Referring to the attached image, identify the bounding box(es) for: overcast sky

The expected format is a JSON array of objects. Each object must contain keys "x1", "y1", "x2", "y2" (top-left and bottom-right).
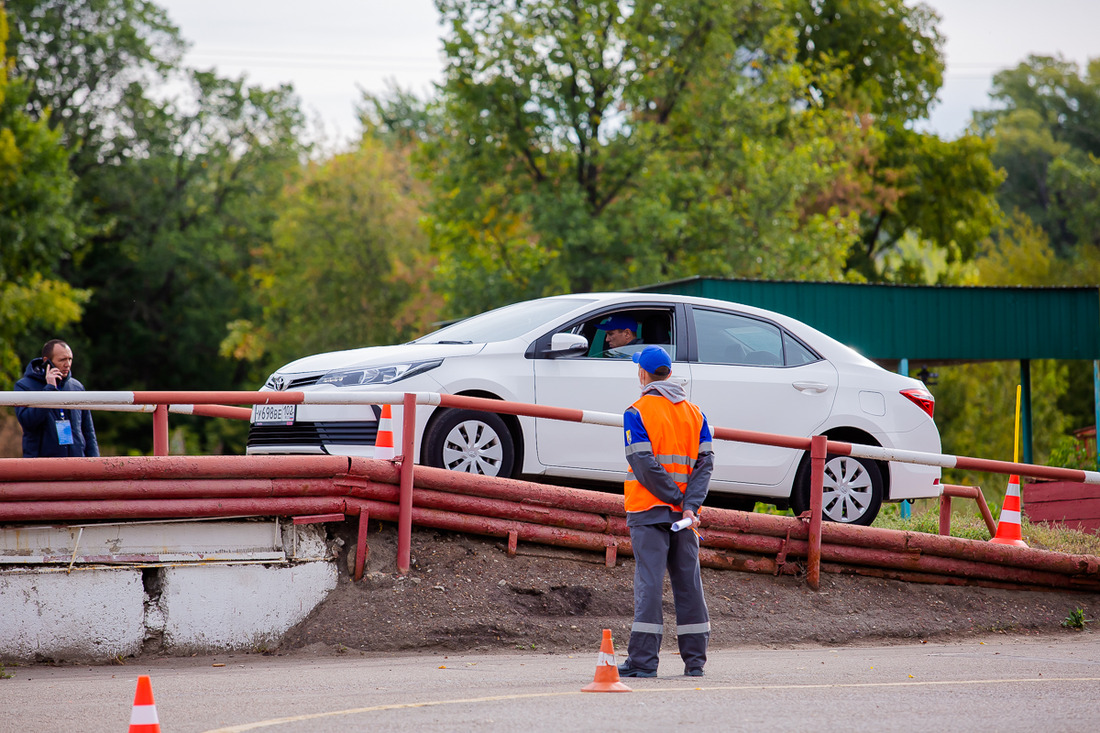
[{"x1": 158, "y1": 0, "x2": 1100, "y2": 145}]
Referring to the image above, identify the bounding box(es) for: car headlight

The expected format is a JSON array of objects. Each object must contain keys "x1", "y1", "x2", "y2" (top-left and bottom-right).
[{"x1": 316, "y1": 359, "x2": 444, "y2": 387}]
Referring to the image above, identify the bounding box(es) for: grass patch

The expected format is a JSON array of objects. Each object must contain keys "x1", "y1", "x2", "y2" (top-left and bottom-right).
[{"x1": 873, "y1": 504, "x2": 1100, "y2": 556}]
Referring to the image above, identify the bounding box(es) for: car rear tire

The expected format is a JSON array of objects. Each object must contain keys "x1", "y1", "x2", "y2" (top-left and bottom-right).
[
  {"x1": 424, "y1": 409, "x2": 515, "y2": 477},
  {"x1": 791, "y1": 453, "x2": 883, "y2": 526}
]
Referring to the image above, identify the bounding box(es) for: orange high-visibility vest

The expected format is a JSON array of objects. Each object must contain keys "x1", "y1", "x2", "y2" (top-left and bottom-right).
[{"x1": 624, "y1": 393, "x2": 705, "y2": 514}]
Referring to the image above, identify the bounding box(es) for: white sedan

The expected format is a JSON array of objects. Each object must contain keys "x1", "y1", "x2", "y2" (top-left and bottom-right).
[{"x1": 247, "y1": 293, "x2": 941, "y2": 525}]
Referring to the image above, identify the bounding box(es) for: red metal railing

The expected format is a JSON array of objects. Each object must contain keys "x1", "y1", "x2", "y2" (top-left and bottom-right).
[{"x1": 4, "y1": 389, "x2": 1100, "y2": 591}]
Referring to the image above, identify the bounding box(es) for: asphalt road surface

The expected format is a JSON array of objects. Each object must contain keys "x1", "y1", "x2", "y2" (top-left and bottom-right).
[{"x1": 3, "y1": 635, "x2": 1099, "y2": 732}]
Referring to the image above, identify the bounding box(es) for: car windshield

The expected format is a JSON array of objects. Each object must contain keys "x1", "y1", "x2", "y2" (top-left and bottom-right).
[{"x1": 414, "y1": 298, "x2": 596, "y2": 344}]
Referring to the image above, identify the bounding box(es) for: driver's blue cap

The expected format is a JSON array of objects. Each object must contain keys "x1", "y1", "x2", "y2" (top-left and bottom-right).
[
  {"x1": 598, "y1": 315, "x2": 636, "y2": 332},
  {"x1": 632, "y1": 345, "x2": 672, "y2": 374}
]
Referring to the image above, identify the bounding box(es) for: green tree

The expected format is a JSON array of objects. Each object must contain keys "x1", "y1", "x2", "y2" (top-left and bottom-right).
[
  {"x1": 789, "y1": 0, "x2": 1002, "y2": 280},
  {"x1": 975, "y1": 55, "x2": 1100, "y2": 255},
  {"x1": 0, "y1": 4, "x2": 87, "y2": 387},
  {"x1": 934, "y1": 214, "x2": 1075, "y2": 495},
  {"x1": 426, "y1": 0, "x2": 869, "y2": 315},
  {"x1": 3, "y1": 0, "x2": 184, "y2": 176},
  {"x1": 67, "y1": 71, "x2": 307, "y2": 452},
  {"x1": 243, "y1": 133, "x2": 440, "y2": 374},
  {"x1": 792, "y1": 0, "x2": 944, "y2": 121}
]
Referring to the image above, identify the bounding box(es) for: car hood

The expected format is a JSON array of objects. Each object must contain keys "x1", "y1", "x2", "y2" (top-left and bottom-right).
[{"x1": 276, "y1": 342, "x2": 486, "y2": 376}]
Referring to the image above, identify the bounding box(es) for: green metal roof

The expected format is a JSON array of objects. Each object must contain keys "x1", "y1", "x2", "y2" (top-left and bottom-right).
[{"x1": 635, "y1": 277, "x2": 1100, "y2": 362}]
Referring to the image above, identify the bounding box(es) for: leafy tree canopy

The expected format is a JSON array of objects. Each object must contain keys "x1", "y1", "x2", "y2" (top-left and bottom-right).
[
  {"x1": 425, "y1": 0, "x2": 875, "y2": 315},
  {"x1": 791, "y1": 0, "x2": 944, "y2": 121},
  {"x1": 242, "y1": 133, "x2": 440, "y2": 376},
  {"x1": 3, "y1": 0, "x2": 184, "y2": 174},
  {"x1": 975, "y1": 55, "x2": 1100, "y2": 255},
  {"x1": 0, "y1": 4, "x2": 87, "y2": 387}
]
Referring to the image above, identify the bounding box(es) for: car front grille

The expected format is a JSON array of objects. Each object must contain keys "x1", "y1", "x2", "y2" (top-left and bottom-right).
[
  {"x1": 286, "y1": 375, "x2": 322, "y2": 389},
  {"x1": 247, "y1": 421, "x2": 379, "y2": 448}
]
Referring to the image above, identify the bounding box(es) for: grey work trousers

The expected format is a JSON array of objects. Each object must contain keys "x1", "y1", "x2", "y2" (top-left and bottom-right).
[{"x1": 624, "y1": 522, "x2": 710, "y2": 672}]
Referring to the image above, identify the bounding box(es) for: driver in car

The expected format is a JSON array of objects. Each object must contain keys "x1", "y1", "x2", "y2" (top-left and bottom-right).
[{"x1": 598, "y1": 315, "x2": 642, "y2": 357}]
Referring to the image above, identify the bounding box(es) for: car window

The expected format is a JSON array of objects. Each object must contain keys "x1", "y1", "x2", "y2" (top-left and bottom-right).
[
  {"x1": 566, "y1": 308, "x2": 676, "y2": 360},
  {"x1": 692, "y1": 308, "x2": 788, "y2": 367},
  {"x1": 783, "y1": 331, "x2": 820, "y2": 366}
]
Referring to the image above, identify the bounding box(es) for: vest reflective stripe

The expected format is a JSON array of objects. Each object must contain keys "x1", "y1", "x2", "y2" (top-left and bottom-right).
[{"x1": 624, "y1": 395, "x2": 705, "y2": 514}]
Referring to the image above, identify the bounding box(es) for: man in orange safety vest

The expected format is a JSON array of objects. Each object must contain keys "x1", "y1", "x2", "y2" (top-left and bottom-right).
[{"x1": 617, "y1": 345, "x2": 713, "y2": 678}]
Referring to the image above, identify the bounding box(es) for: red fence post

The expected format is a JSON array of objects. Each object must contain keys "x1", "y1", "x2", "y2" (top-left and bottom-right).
[
  {"x1": 807, "y1": 434, "x2": 827, "y2": 590},
  {"x1": 153, "y1": 404, "x2": 169, "y2": 456},
  {"x1": 397, "y1": 393, "x2": 417, "y2": 574},
  {"x1": 939, "y1": 493, "x2": 953, "y2": 536}
]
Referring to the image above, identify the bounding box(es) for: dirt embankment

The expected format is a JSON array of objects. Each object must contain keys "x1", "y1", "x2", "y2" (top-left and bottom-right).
[{"x1": 276, "y1": 523, "x2": 1097, "y2": 656}]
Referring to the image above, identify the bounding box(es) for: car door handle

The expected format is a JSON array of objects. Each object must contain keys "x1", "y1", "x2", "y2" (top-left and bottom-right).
[
  {"x1": 792, "y1": 381, "x2": 829, "y2": 394},
  {"x1": 671, "y1": 377, "x2": 689, "y2": 386}
]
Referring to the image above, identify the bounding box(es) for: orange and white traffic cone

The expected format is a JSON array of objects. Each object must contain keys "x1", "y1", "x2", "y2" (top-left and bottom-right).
[
  {"x1": 128, "y1": 675, "x2": 160, "y2": 732},
  {"x1": 581, "y1": 628, "x2": 632, "y2": 693},
  {"x1": 990, "y1": 474, "x2": 1028, "y2": 547},
  {"x1": 374, "y1": 403, "x2": 395, "y2": 460}
]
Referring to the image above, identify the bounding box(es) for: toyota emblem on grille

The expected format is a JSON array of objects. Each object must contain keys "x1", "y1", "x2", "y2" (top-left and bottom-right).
[{"x1": 270, "y1": 375, "x2": 286, "y2": 391}]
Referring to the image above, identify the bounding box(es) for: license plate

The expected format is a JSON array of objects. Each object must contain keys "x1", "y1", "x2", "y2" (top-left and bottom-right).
[{"x1": 253, "y1": 404, "x2": 296, "y2": 425}]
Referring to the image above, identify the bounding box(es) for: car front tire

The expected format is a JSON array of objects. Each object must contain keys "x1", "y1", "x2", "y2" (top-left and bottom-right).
[
  {"x1": 792, "y1": 453, "x2": 883, "y2": 526},
  {"x1": 424, "y1": 409, "x2": 516, "y2": 477}
]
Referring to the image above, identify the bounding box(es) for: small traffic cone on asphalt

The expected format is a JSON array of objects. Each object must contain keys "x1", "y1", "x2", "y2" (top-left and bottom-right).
[
  {"x1": 128, "y1": 675, "x2": 161, "y2": 732},
  {"x1": 581, "y1": 628, "x2": 632, "y2": 693},
  {"x1": 374, "y1": 403, "x2": 395, "y2": 460},
  {"x1": 990, "y1": 474, "x2": 1028, "y2": 547}
]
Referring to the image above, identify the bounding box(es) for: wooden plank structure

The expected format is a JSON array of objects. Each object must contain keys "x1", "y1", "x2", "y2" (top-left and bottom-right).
[{"x1": 1025, "y1": 480, "x2": 1100, "y2": 534}]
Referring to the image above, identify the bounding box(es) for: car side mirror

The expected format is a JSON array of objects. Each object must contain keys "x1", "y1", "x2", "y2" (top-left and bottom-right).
[{"x1": 546, "y1": 332, "x2": 588, "y2": 358}]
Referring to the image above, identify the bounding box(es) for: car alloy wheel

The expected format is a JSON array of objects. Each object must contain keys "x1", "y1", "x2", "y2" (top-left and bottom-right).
[
  {"x1": 793, "y1": 452, "x2": 883, "y2": 526},
  {"x1": 425, "y1": 409, "x2": 515, "y2": 477}
]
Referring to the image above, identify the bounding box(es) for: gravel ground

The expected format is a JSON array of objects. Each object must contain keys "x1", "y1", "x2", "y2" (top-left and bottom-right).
[{"x1": 275, "y1": 522, "x2": 1099, "y2": 657}]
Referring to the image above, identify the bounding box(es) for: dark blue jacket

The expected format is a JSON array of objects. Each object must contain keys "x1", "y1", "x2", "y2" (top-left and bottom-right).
[{"x1": 14, "y1": 357, "x2": 100, "y2": 458}]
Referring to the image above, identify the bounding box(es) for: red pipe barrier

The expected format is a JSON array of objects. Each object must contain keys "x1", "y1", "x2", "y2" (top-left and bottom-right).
[
  {"x1": 348, "y1": 459, "x2": 628, "y2": 517},
  {"x1": 187, "y1": 404, "x2": 254, "y2": 420},
  {"x1": 436, "y1": 393, "x2": 587, "y2": 423},
  {"x1": 702, "y1": 526, "x2": 1100, "y2": 592},
  {"x1": 0, "y1": 478, "x2": 344, "y2": 501},
  {"x1": 1, "y1": 470, "x2": 1098, "y2": 591},
  {"x1": 131, "y1": 390, "x2": 308, "y2": 405},
  {"x1": 345, "y1": 481, "x2": 615, "y2": 534},
  {"x1": 713, "y1": 426, "x2": 811, "y2": 451},
  {"x1": 0, "y1": 497, "x2": 347, "y2": 522},
  {"x1": 0, "y1": 455, "x2": 352, "y2": 481},
  {"x1": 818, "y1": 563, "x2": 1088, "y2": 594}
]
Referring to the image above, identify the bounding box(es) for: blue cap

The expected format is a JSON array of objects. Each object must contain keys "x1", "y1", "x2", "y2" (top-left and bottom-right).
[
  {"x1": 598, "y1": 315, "x2": 636, "y2": 332},
  {"x1": 632, "y1": 345, "x2": 672, "y2": 374}
]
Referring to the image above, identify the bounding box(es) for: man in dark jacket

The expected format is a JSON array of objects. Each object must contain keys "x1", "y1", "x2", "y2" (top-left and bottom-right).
[{"x1": 15, "y1": 339, "x2": 99, "y2": 457}]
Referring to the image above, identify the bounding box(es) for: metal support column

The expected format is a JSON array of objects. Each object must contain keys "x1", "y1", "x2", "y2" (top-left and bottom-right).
[
  {"x1": 898, "y1": 358, "x2": 911, "y2": 519},
  {"x1": 1020, "y1": 359, "x2": 1033, "y2": 465}
]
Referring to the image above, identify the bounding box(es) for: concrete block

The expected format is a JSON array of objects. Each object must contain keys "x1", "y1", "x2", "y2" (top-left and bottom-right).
[
  {"x1": 0, "y1": 568, "x2": 145, "y2": 661},
  {"x1": 157, "y1": 562, "x2": 338, "y2": 653}
]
